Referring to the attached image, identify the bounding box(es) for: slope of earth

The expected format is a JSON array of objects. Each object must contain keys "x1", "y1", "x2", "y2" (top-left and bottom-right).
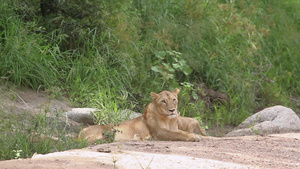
[
  {"x1": 1, "y1": 133, "x2": 299, "y2": 169},
  {"x1": 1, "y1": 87, "x2": 300, "y2": 169},
  {"x1": 1, "y1": 87, "x2": 73, "y2": 116}
]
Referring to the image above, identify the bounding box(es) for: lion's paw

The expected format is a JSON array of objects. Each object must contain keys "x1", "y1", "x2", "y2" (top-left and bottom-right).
[
  {"x1": 203, "y1": 136, "x2": 218, "y2": 140},
  {"x1": 188, "y1": 134, "x2": 203, "y2": 142}
]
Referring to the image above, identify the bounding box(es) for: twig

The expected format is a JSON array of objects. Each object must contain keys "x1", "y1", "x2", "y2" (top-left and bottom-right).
[{"x1": 17, "y1": 94, "x2": 30, "y2": 108}]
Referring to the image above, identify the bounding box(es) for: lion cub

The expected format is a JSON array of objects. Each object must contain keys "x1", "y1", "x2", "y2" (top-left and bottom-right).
[{"x1": 78, "y1": 88, "x2": 206, "y2": 143}]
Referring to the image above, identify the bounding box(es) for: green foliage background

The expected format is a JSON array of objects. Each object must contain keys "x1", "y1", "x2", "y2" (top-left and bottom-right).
[{"x1": 1, "y1": 0, "x2": 300, "y2": 127}]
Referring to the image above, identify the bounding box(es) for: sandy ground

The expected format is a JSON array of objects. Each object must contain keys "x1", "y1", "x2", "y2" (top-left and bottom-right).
[
  {"x1": 1, "y1": 133, "x2": 299, "y2": 169},
  {"x1": 1, "y1": 87, "x2": 300, "y2": 169}
]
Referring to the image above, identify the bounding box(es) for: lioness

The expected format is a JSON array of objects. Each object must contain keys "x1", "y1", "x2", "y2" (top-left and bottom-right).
[
  {"x1": 178, "y1": 115, "x2": 206, "y2": 136},
  {"x1": 78, "y1": 88, "x2": 206, "y2": 143}
]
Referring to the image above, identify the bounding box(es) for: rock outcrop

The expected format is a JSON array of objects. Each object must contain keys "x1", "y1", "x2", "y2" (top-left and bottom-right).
[
  {"x1": 64, "y1": 108, "x2": 141, "y2": 125},
  {"x1": 226, "y1": 105, "x2": 300, "y2": 137}
]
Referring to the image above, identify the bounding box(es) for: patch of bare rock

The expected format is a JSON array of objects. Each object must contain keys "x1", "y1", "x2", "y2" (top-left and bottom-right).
[
  {"x1": 1, "y1": 133, "x2": 300, "y2": 169},
  {"x1": 227, "y1": 105, "x2": 300, "y2": 137}
]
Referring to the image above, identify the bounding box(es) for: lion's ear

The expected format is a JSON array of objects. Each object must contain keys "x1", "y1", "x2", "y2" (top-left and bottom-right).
[
  {"x1": 172, "y1": 88, "x2": 180, "y2": 96},
  {"x1": 151, "y1": 92, "x2": 159, "y2": 100}
]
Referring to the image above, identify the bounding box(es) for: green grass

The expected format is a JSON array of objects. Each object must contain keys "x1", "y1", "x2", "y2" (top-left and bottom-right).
[
  {"x1": 1, "y1": 0, "x2": 300, "y2": 160},
  {"x1": 0, "y1": 81, "x2": 88, "y2": 160},
  {"x1": 0, "y1": 107, "x2": 88, "y2": 160}
]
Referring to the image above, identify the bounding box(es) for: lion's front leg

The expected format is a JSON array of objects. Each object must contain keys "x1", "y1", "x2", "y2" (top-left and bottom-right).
[
  {"x1": 146, "y1": 118, "x2": 202, "y2": 142},
  {"x1": 155, "y1": 128, "x2": 202, "y2": 141},
  {"x1": 178, "y1": 116, "x2": 206, "y2": 136}
]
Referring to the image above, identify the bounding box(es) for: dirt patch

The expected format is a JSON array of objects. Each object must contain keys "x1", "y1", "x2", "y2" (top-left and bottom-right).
[
  {"x1": 0, "y1": 155, "x2": 114, "y2": 169},
  {"x1": 1, "y1": 134, "x2": 299, "y2": 169},
  {"x1": 1, "y1": 87, "x2": 73, "y2": 115},
  {"x1": 89, "y1": 134, "x2": 300, "y2": 169}
]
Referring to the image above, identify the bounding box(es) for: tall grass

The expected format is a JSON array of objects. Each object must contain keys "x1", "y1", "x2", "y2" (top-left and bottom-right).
[
  {"x1": 0, "y1": 86, "x2": 88, "y2": 160},
  {"x1": 0, "y1": 111, "x2": 88, "y2": 160},
  {"x1": 0, "y1": 0, "x2": 300, "y2": 143},
  {"x1": 137, "y1": 0, "x2": 300, "y2": 125}
]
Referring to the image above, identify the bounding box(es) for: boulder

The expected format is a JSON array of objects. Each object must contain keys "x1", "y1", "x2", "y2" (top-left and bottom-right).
[
  {"x1": 226, "y1": 105, "x2": 300, "y2": 137},
  {"x1": 64, "y1": 108, "x2": 98, "y2": 125},
  {"x1": 117, "y1": 109, "x2": 141, "y2": 120},
  {"x1": 64, "y1": 108, "x2": 141, "y2": 125}
]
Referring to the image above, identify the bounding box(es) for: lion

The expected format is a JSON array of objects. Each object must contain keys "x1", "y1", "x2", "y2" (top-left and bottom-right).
[
  {"x1": 178, "y1": 115, "x2": 206, "y2": 136},
  {"x1": 78, "y1": 88, "x2": 206, "y2": 143}
]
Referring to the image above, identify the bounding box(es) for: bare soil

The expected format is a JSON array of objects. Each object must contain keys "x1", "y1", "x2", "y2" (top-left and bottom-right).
[
  {"x1": 1, "y1": 87, "x2": 300, "y2": 168},
  {"x1": 89, "y1": 134, "x2": 300, "y2": 168},
  {"x1": 1, "y1": 134, "x2": 300, "y2": 169}
]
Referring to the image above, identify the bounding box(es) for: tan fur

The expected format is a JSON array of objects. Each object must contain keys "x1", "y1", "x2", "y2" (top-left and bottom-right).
[
  {"x1": 30, "y1": 132, "x2": 59, "y2": 145},
  {"x1": 78, "y1": 88, "x2": 206, "y2": 143},
  {"x1": 178, "y1": 116, "x2": 206, "y2": 136}
]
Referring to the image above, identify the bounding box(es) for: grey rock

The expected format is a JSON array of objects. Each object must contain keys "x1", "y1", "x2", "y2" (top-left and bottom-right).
[
  {"x1": 64, "y1": 108, "x2": 141, "y2": 125},
  {"x1": 226, "y1": 105, "x2": 300, "y2": 137},
  {"x1": 117, "y1": 109, "x2": 141, "y2": 120},
  {"x1": 64, "y1": 108, "x2": 98, "y2": 125}
]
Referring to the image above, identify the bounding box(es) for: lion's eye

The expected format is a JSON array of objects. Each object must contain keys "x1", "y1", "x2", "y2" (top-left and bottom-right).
[{"x1": 162, "y1": 100, "x2": 167, "y2": 104}]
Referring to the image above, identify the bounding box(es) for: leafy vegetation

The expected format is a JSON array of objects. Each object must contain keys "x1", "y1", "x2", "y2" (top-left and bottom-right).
[
  {"x1": 1, "y1": 0, "x2": 300, "y2": 160},
  {"x1": 0, "y1": 97, "x2": 88, "y2": 160}
]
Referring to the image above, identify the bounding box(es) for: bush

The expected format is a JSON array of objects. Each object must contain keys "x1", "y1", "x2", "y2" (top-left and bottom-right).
[
  {"x1": 0, "y1": 0, "x2": 300, "y2": 138},
  {"x1": 0, "y1": 108, "x2": 87, "y2": 160}
]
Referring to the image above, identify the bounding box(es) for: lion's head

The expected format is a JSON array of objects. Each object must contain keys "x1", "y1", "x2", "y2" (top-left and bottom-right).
[{"x1": 150, "y1": 88, "x2": 180, "y2": 119}]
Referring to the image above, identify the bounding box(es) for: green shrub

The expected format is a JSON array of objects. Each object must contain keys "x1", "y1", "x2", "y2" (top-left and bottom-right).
[
  {"x1": 0, "y1": 109, "x2": 88, "y2": 160},
  {"x1": 1, "y1": 0, "x2": 300, "y2": 137}
]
